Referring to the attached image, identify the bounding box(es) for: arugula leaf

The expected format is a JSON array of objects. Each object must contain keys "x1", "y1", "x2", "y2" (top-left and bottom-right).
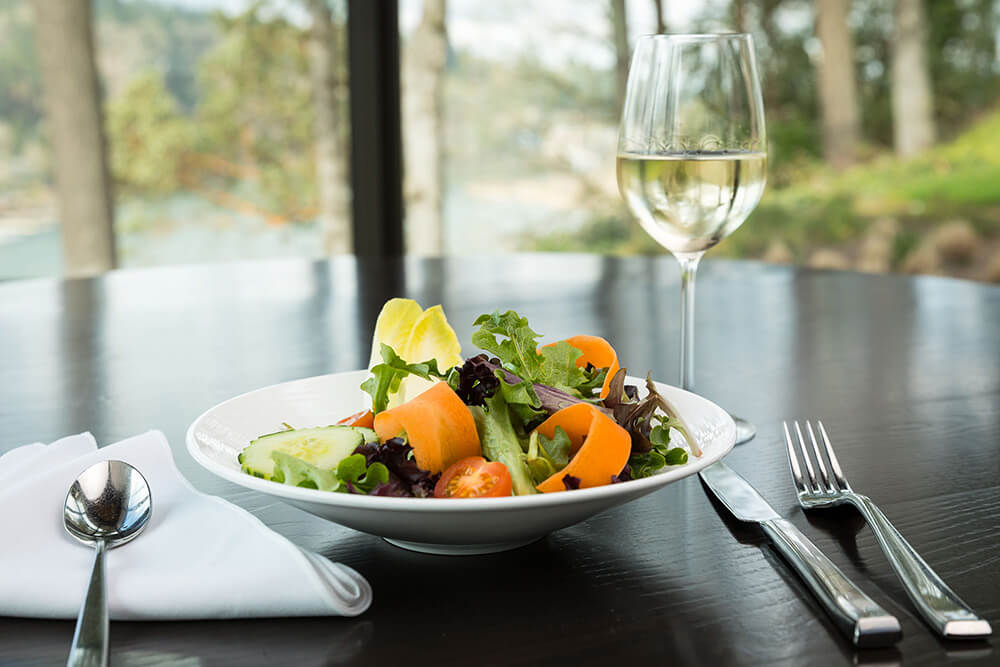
[
  {"x1": 360, "y1": 343, "x2": 447, "y2": 414},
  {"x1": 471, "y1": 310, "x2": 608, "y2": 397}
]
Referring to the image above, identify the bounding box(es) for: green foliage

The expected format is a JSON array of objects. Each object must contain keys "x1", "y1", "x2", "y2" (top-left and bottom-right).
[
  {"x1": 530, "y1": 107, "x2": 1000, "y2": 261},
  {"x1": 4, "y1": 0, "x2": 1000, "y2": 274},
  {"x1": 526, "y1": 213, "x2": 660, "y2": 255},
  {"x1": 106, "y1": 72, "x2": 193, "y2": 194},
  {"x1": 445, "y1": 51, "x2": 616, "y2": 180},
  {"x1": 925, "y1": 0, "x2": 1000, "y2": 135},
  {"x1": 96, "y1": 0, "x2": 220, "y2": 112},
  {"x1": 0, "y1": 2, "x2": 42, "y2": 153},
  {"x1": 97, "y1": 2, "x2": 343, "y2": 219},
  {"x1": 191, "y1": 8, "x2": 318, "y2": 218},
  {"x1": 850, "y1": 0, "x2": 1000, "y2": 147}
]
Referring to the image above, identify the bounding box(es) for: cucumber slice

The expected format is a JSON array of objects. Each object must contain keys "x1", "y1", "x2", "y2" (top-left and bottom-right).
[
  {"x1": 352, "y1": 427, "x2": 378, "y2": 444},
  {"x1": 239, "y1": 426, "x2": 365, "y2": 480}
]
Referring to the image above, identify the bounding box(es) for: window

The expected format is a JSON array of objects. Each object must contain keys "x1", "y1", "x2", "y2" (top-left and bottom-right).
[{"x1": 0, "y1": 0, "x2": 351, "y2": 280}]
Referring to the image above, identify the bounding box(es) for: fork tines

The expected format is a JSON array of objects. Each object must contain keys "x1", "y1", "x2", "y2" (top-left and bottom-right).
[{"x1": 782, "y1": 420, "x2": 850, "y2": 496}]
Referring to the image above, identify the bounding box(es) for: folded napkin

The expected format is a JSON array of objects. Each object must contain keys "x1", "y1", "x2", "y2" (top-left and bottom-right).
[{"x1": 0, "y1": 431, "x2": 372, "y2": 619}]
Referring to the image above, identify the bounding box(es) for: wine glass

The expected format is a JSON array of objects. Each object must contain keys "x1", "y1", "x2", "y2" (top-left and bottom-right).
[{"x1": 616, "y1": 34, "x2": 766, "y2": 444}]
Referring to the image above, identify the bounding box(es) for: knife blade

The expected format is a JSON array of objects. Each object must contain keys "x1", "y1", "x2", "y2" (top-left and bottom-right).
[{"x1": 699, "y1": 461, "x2": 902, "y2": 648}]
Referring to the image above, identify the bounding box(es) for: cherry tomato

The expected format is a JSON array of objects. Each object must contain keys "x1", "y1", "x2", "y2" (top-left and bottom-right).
[
  {"x1": 434, "y1": 456, "x2": 513, "y2": 498},
  {"x1": 336, "y1": 409, "x2": 374, "y2": 429}
]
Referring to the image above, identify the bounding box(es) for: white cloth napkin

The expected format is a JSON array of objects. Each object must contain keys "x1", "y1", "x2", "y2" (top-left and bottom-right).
[{"x1": 0, "y1": 431, "x2": 372, "y2": 619}]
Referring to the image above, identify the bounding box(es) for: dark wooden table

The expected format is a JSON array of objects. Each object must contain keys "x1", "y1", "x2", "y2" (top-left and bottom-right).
[{"x1": 1, "y1": 255, "x2": 997, "y2": 666}]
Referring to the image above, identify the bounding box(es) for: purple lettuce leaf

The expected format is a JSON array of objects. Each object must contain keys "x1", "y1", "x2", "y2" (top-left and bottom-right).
[
  {"x1": 352, "y1": 438, "x2": 440, "y2": 498},
  {"x1": 562, "y1": 474, "x2": 582, "y2": 490}
]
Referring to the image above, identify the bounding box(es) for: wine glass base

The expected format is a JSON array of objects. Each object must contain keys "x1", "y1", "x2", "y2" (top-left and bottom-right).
[{"x1": 731, "y1": 414, "x2": 756, "y2": 445}]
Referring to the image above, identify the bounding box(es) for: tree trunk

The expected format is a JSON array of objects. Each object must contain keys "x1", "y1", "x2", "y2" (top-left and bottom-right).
[
  {"x1": 31, "y1": 0, "x2": 116, "y2": 277},
  {"x1": 652, "y1": 0, "x2": 666, "y2": 34},
  {"x1": 402, "y1": 0, "x2": 447, "y2": 256},
  {"x1": 815, "y1": 0, "x2": 861, "y2": 169},
  {"x1": 307, "y1": 0, "x2": 351, "y2": 255},
  {"x1": 758, "y1": 0, "x2": 783, "y2": 114},
  {"x1": 611, "y1": 0, "x2": 630, "y2": 111},
  {"x1": 731, "y1": 0, "x2": 747, "y2": 33},
  {"x1": 891, "y1": 0, "x2": 936, "y2": 156}
]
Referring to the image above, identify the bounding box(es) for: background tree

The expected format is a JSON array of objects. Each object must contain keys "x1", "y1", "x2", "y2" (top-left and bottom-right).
[
  {"x1": 0, "y1": 3, "x2": 42, "y2": 154},
  {"x1": 891, "y1": 0, "x2": 935, "y2": 156},
  {"x1": 815, "y1": 0, "x2": 861, "y2": 168},
  {"x1": 193, "y1": 9, "x2": 316, "y2": 222},
  {"x1": 924, "y1": 0, "x2": 999, "y2": 136},
  {"x1": 31, "y1": 0, "x2": 116, "y2": 276},
  {"x1": 652, "y1": 0, "x2": 666, "y2": 34},
  {"x1": 611, "y1": 0, "x2": 629, "y2": 112},
  {"x1": 105, "y1": 72, "x2": 192, "y2": 195},
  {"x1": 402, "y1": 0, "x2": 447, "y2": 255},
  {"x1": 730, "y1": 0, "x2": 747, "y2": 33},
  {"x1": 306, "y1": 0, "x2": 351, "y2": 255}
]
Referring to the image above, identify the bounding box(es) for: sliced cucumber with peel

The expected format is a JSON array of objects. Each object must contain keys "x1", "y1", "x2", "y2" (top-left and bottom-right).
[{"x1": 239, "y1": 425, "x2": 378, "y2": 480}]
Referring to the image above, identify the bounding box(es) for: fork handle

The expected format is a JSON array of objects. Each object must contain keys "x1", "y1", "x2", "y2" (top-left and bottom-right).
[
  {"x1": 847, "y1": 494, "x2": 992, "y2": 639},
  {"x1": 761, "y1": 518, "x2": 902, "y2": 648}
]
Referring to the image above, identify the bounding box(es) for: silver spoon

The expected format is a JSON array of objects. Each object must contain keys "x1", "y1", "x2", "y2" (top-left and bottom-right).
[{"x1": 63, "y1": 460, "x2": 152, "y2": 667}]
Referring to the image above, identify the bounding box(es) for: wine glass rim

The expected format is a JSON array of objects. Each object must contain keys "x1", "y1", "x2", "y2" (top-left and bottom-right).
[{"x1": 637, "y1": 33, "x2": 752, "y2": 42}]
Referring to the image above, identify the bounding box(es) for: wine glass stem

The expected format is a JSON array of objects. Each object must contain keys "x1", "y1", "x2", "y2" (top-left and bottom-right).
[{"x1": 676, "y1": 251, "x2": 704, "y2": 393}]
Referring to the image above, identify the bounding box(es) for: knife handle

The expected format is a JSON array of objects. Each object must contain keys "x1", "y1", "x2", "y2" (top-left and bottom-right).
[{"x1": 761, "y1": 518, "x2": 901, "y2": 648}]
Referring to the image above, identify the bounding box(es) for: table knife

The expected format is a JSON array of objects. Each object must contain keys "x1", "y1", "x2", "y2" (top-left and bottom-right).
[{"x1": 699, "y1": 461, "x2": 902, "y2": 648}]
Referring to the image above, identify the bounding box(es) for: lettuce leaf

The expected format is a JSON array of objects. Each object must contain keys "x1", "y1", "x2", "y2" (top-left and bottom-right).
[
  {"x1": 269, "y1": 451, "x2": 389, "y2": 493},
  {"x1": 470, "y1": 388, "x2": 539, "y2": 496},
  {"x1": 525, "y1": 426, "x2": 573, "y2": 484},
  {"x1": 352, "y1": 438, "x2": 440, "y2": 497},
  {"x1": 452, "y1": 354, "x2": 613, "y2": 419}
]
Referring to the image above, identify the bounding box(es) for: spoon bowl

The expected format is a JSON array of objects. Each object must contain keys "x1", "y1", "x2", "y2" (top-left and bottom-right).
[
  {"x1": 63, "y1": 460, "x2": 152, "y2": 667},
  {"x1": 64, "y1": 460, "x2": 152, "y2": 546}
]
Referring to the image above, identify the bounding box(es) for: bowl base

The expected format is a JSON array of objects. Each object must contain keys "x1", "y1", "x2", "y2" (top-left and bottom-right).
[{"x1": 383, "y1": 536, "x2": 542, "y2": 555}]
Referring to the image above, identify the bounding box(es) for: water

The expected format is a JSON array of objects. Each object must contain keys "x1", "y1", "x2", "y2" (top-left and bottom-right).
[
  {"x1": 0, "y1": 184, "x2": 589, "y2": 281},
  {"x1": 0, "y1": 193, "x2": 324, "y2": 281}
]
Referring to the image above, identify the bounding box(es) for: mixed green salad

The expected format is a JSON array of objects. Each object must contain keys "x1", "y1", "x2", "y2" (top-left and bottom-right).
[{"x1": 239, "y1": 299, "x2": 699, "y2": 498}]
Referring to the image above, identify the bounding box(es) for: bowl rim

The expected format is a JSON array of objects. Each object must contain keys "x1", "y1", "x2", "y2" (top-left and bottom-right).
[{"x1": 185, "y1": 370, "x2": 736, "y2": 512}]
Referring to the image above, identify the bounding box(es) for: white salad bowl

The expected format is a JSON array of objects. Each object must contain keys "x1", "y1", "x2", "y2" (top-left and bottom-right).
[{"x1": 186, "y1": 370, "x2": 736, "y2": 555}]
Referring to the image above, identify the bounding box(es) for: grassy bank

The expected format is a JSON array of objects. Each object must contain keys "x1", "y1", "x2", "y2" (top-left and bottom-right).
[{"x1": 527, "y1": 109, "x2": 1000, "y2": 282}]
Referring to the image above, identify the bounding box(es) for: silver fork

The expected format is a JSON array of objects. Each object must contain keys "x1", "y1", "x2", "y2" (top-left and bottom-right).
[{"x1": 783, "y1": 420, "x2": 992, "y2": 640}]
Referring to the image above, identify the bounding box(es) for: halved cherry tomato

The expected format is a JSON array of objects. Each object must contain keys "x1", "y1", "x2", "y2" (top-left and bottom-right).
[
  {"x1": 336, "y1": 409, "x2": 374, "y2": 429},
  {"x1": 434, "y1": 456, "x2": 513, "y2": 498}
]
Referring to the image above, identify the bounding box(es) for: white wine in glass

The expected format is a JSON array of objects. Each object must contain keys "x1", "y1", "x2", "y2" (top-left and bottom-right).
[{"x1": 617, "y1": 34, "x2": 767, "y2": 444}]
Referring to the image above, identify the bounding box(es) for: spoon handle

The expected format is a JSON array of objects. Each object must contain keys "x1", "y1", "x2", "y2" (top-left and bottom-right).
[{"x1": 67, "y1": 539, "x2": 108, "y2": 667}]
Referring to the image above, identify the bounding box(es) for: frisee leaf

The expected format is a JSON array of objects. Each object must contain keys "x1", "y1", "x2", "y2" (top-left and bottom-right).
[{"x1": 471, "y1": 310, "x2": 607, "y2": 397}]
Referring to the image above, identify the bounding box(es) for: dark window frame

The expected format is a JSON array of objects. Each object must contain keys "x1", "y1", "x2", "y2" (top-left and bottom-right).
[{"x1": 347, "y1": 0, "x2": 404, "y2": 257}]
